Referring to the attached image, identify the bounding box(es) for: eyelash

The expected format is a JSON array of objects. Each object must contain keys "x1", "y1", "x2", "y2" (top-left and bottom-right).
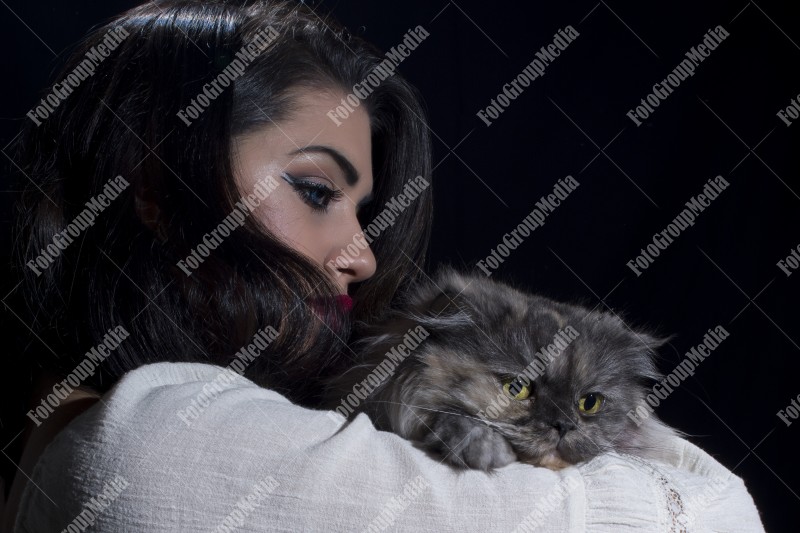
[{"x1": 281, "y1": 172, "x2": 343, "y2": 212}]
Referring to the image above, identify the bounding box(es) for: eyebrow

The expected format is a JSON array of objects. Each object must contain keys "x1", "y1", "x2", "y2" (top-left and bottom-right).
[{"x1": 288, "y1": 145, "x2": 360, "y2": 186}]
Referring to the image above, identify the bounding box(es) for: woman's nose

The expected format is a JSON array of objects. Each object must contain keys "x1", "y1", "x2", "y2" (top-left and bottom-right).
[
  {"x1": 325, "y1": 225, "x2": 377, "y2": 293},
  {"x1": 334, "y1": 245, "x2": 376, "y2": 286}
]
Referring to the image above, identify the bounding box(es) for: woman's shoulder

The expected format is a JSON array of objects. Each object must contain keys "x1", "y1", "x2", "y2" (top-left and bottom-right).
[
  {"x1": 14, "y1": 362, "x2": 314, "y2": 531},
  {"x1": 83, "y1": 361, "x2": 296, "y2": 429}
]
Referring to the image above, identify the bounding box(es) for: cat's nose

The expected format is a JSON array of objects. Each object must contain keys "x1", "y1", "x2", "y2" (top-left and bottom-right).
[{"x1": 551, "y1": 419, "x2": 576, "y2": 438}]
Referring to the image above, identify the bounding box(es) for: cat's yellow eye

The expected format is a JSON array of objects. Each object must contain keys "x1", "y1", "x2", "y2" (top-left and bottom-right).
[
  {"x1": 503, "y1": 379, "x2": 531, "y2": 401},
  {"x1": 578, "y1": 393, "x2": 605, "y2": 415}
]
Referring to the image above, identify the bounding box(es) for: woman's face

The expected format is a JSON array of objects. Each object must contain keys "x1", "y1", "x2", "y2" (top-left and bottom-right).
[{"x1": 233, "y1": 88, "x2": 377, "y2": 296}]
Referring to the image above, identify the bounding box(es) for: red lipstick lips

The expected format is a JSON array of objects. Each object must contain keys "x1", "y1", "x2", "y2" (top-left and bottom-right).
[
  {"x1": 309, "y1": 295, "x2": 353, "y2": 316},
  {"x1": 335, "y1": 294, "x2": 353, "y2": 313}
]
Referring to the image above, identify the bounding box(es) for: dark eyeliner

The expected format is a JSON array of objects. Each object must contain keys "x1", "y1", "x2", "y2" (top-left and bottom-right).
[{"x1": 281, "y1": 172, "x2": 342, "y2": 212}]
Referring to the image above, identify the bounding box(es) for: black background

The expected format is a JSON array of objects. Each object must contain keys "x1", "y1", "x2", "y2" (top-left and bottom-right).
[{"x1": 2, "y1": 1, "x2": 798, "y2": 531}]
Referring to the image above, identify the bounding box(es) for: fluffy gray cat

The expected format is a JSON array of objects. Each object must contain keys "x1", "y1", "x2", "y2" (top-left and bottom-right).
[{"x1": 325, "y1": 269, "x2": 678, "y2": 471}]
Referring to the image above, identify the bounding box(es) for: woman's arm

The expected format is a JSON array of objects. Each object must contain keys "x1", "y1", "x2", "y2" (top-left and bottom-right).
[{"x1": 15, "y1": 362, "x2": 763, "y2": 532}]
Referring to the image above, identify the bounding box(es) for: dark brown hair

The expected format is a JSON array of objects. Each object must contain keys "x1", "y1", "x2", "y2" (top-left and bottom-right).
[{"x1": 10, "y1": 0, "x2": 433, "y2": 404}]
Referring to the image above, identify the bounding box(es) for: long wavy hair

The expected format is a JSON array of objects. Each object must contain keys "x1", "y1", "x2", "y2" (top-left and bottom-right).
[{"x1": 8, "y1": 0, "x2": 433, "y2": 406}]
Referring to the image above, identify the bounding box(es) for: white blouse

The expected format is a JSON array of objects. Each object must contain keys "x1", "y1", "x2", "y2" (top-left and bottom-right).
[{"x1": 16, "y1": 362, "x2": 764, "y2": 532}]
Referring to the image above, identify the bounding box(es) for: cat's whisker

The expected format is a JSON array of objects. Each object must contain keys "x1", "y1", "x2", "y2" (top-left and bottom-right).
[{"x1": 366, "y1": 400, "x2": 505, "y2": 429}]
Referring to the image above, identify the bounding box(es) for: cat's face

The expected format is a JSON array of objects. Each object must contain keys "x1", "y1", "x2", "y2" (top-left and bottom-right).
[{"x1": 397, "y1": 270, "x2": 664, "y2": 468}]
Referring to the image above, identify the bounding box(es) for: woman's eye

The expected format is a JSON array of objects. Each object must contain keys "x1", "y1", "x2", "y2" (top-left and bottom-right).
[
  {"x1": 502, "y1": 379, "x2": 531, "y2": 401},
  {"x1": 281, "y1": 172, "x2": 343, "y2": 212},
  {"x1": 578, "y1": 392, "x2": 605, "y2": 415},
  {"x1": 297, "y1": 183, "x2": 335, "y2": 210}
]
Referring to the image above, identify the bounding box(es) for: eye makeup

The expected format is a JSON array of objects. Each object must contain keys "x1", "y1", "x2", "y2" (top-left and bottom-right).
[{"x1": 280, "y1": 171, "x2": 344, "y2": 213}]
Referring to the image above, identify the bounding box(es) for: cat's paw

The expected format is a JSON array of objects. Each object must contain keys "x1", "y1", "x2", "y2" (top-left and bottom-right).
[{"x1": 422, "y1": 414, "x2": 517, "y2": 471}]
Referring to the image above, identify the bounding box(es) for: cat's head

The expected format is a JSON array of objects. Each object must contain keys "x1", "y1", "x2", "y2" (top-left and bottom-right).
[{"x1": 389, "y1": 267, "x2": 674, "y2": 469}]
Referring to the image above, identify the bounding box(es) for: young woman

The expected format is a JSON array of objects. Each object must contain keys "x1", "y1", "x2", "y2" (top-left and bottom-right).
[{"x1": 4, "y1": 1, "x2": 763, "y2": 531}]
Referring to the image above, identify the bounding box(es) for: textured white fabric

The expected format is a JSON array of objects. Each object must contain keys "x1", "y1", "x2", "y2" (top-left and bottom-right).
[{"x1": 15, "y1": 362, "x2": 764, "y2": 532}]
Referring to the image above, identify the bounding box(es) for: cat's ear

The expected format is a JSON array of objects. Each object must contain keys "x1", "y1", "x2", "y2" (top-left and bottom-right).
[
  {"x1": 601, "y1": 311, "x2": 670, "y2": 357},
  {"x1": 632, "y1": 331, "x2": 669, "y2": 353},
  {"x1": 627, "y1": 330, "x2": 672, "y2": 381},
  {"x1": 403, "y1": 267, "x2": 474, "y2": 327},
  {"x1": 406, "y1": 267, "x2": 528, "y2": 327},
  {"x1": 435, "y1": 267, "x2": 529, "y2": 323}
]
